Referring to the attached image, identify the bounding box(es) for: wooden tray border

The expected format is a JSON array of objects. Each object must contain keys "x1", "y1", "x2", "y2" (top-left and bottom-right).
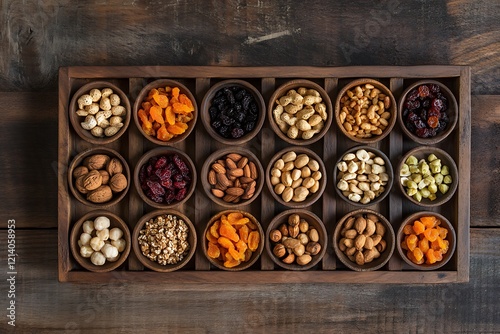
[{"x1": 58, "y1": 66, "x2": 470, "y2": 284}]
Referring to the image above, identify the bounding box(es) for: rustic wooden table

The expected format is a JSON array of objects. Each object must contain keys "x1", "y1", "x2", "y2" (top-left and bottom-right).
[{"x1": 0, "y1": 1, "x2": 498, "y2": 332}]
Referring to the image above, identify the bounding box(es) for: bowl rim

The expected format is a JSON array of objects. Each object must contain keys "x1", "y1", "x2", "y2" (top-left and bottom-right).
[
  {"x1": 200, "y1": 147, "x2": 265, "y2": 208},
  {"x1": 133, "y1": 147, "x2": 197, "y2": 209},
  {"x1": 200, "y1": 79, "x2": 266, "y2": 145},
  {"x1": 333, "y1": 145, "x2": 394, "y2": 207},
  {"x1": 335, "y1": 78, "x2": 397, "y2": 144},
  {"x1": 67, "y1": 147, "x2": 131, "y2": 208},
  {"x1": 332, "y1": 209, "x2": 395, "y2": 271},
  {"x1": 132, "y1": 78, "x2": 198, "y2": 146},
  {"x1": 132, "y1": 209, "x2": 197, "y2": 272},
  {"x1": 70, "y1": 209, "x2": 131, "y2": 272},
  {"x1": 202, "y1": 209, "x2": 264, "y2": 271},
  {"x1": 265, "y1": 209, "x2": 328, "y2": 271},
  {"x1": 397, "y1": 79, "x2": 458, "y2": 145},
  {"x1": 265, "y1": 146, "x2": 327, "y2": 209},
  {"x1": 396, "y1": 211, "x2": 457, "y2": 270},
  {"x1": 396, "y1": 146, "x2": 458, "y2": 207},
  {"x1": 69, "y1": 81, "x2": 132, "y2": 145},
  {"x1": 267, "y1": 79, "x2": 333, "y2": 146}
]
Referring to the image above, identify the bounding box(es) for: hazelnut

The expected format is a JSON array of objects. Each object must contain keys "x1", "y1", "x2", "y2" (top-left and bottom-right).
[
  {"x1": 299, "y1": 220, "x2": 309, "y2": 233},
  {"x1": 270, "y1": 229, "x2": 282, "y2": 243},
  {"x1": 109, "y1": 173, "x2": 127, "y2": 192},
  {"x1": 273, "y1": 244, "x2": 286, "y2": 258}
]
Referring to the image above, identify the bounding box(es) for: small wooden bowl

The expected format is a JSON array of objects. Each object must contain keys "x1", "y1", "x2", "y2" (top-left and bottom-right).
[
  {"x1": 200, "y1": 79, "x2": 265, "y2": 145},
  {"x1": 335, "y1": 78, "x2": 397, "y2": 144},
  {"x1": 200, "y1": 147, "x2": 264, "y2": 208},
  {"x1": 70, "y1": 210, "x2": 131, "y2": 272},
  {"x1": 268, "y1": 79, "x2": 333, "y2": 145},
  {"x1": 68, "y1": 147, "x2": 131, "y2": 208},
  {"x1": 398, "y1": 80, "x2": 458, "y2": 145},
  {"x1": 333, "y1": 209, "x2": 395, "y2": 271},
  {"x1": 69, "y1": 81, "x2": 131, "y2": 145},
  {"x1": 133, "y1": 79, "x2": 198, "y2": 146},
  {"x1": 333, "y1": 145, "x2": 393, "y2": 207},
  {"x1": 134, "y1": 147, "x2": 197, "y2": 209},
  {"x1": 132, "y1": 209, "x2": 197, "y2": 272},
  {"x1": 397, "y1": 146, "x2": 458, "y2": 207},
  {"x1": 265, "y1": 209, "x2": 327, "y2": 271},
  {"x1": 266, "y1": 146, "x2": 327, "y2": 209},
  {"x1": 202, "y1": 210, "x2": 264, "y2": 271},
  {"x1": 396, "y1": 211, "x2": 456, "y2": 270}
]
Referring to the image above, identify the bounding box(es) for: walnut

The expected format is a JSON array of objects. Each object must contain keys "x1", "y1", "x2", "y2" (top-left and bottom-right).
[
  {"x1": 99, "y1": 170, "x2": 110, "y2": 185},
  {"x1": 106, "y1": 158, "x2": 123, "y2": 176},
  {"x1": 82, "y1": 170, "x2": 102, "y2": 191},
  {"x1": 110, "y1": 173, "x2": 127, "y2": 192},
  {"x1": 83, "y1": 154, "x2": 110, "y2": 170},
  {"x1": 75, "y1": 175, "x2": 88, "y2": 194},
  {"x1": 73, "y1": 166, "x2": 89, "y2": 178},
  {"x1": 86, "y1": 185, "x2": 113, "y2": 203}
]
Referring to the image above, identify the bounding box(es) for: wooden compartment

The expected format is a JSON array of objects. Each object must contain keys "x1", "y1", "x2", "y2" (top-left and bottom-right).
[{"x1": 58, "y1": 66, "x2": 470, "y2": 283}]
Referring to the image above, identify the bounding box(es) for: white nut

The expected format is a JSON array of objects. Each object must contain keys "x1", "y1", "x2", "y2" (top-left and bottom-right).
[
  {"x1": 81, "y1": 115, "x2": 97, "y2": 130},
  {"x1": 101, "y1": 243, "x2": 119, "y2": 259},
  {"x1": 91, "y1": 126, "x2": 104, "y2": 137},
  {"x1": 94, "y1": 216, "x2": 110, "y2": 231},
  {"x1": 100, "y1": 97, "x2": 112, "y2": 111},
  {"x1": 111, "y1": 238, "x2": 126, "y2": 252},
  {"x1": 80, "y1": 245, "x2": 94, "y2": 258},
  {"x1": 109, "y1": 116, "x2": 123, "y2": 127},
  {"x1": 78, "y1": 94, "x2": 93, "y2": 109},
  {"x1": 90, "y1": 251, "x2": 106, "y2": 265},
  {"x1": 83, "y1": 220, "x2": 94, "y2": 234},
  {"x1": 76, "y1": 109, "x2": 89, "y2": 117},
  {"x1": 104, "y1": 126, "x2": 120, "y2": 137},
  {"x1": 89, "y1": 89, "x2": 102, "y2": 102},
  {"x1": 109, "y1": 94, "x2": 121, "y2": 106},
  {"x1": 85, "y1": 103, "x2": 100, "y2": 115},
  {"x1": 80, "y1": 232, "x2": 92, "y2": 246},
  {"x1": 111, "y1": 105, "x2": 127, "y2": 116},
  {"x1": 101, "y1": 88, "x2": 113, "y2": 98},
  {"x1": 356, "y1": 149, "x2": 370, "y2": 162},
  {"x1": 109, "y1": 227, "x2": 123, "y2": 241}
]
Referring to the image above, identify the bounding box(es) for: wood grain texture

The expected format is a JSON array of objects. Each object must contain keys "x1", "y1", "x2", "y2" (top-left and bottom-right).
[
  {"x1": 0, "y1": 228, "x2": 498, "y2": 332},
  {"x1": 0, "y1": 0, "x2": 498, "y2": 95}
]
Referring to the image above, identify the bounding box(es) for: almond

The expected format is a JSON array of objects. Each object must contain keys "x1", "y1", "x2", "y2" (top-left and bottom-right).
[
  {"x1": 237, "y1": 157, "x2": 248, "y2": 169},
  {"x1": 223, "y1": 194, "x2": 238, "y2": 202},
  {"x1": 216, "y1": 173, "x2": 231, "y2": 190},
  {"x1": 242, "y1": 180, "x2": 256, "y2": 199},
  {"x1": 211, "y1": 188, "x2": 225, "y2": 198},
  {"x1": 226, "y1": 153, "x2": 242, "y2": 162},
  {"x1": 243, "y1": 164, "x2": 251, "y2": 178},
  {"x1": 228, "y1": 168, "x2": 244, "y2": 177},
  {"x1": 225, "y1": 158, "x2": 237, "y2": 170},
  {"x1": 226, "y1": 187, "x2": 244, "y2": 196},
  {"x1": 212, "y1": 163, "x2": 226, "y2": 174},
  {"x1": 208, "y1": 170, "x2": 217, "y2": 185},
  {"x1": 249, "y1": 161, "x2": 258, "y2": 179},
  {"x1": 234, "y1": 178, "x2": 241, "y2": 188},
  {"x1": 239, "y1": 176, "x2": 254, "y2": 184}
]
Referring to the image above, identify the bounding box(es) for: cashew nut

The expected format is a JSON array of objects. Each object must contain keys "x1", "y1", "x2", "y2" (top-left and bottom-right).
[{"x1": 81, "y1": 115, "x2": 97, "y2": 130}]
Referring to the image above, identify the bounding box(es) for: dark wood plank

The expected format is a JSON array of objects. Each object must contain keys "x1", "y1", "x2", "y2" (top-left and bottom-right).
[
  {"x1": 1, "y1": 1, "x2": 498, "y2": 96},
  {"x1": 1, "y1": 228, "x2": 498, "y2": 332}
]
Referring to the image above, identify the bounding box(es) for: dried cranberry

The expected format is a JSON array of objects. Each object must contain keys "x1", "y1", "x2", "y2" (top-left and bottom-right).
[
  {"x1": 164, "y1": 190, "x2": 176, "y2": 204},
  {"x1": 173, "y1": 154, "x2": 190, "y2": 176},
  {"x1": 154, "y1": 156, "x2": 167, "y2": 169},
  {"x1": 173, "y1": 180, "x2": 187, "y2": 189},
  {"x1": 415, "y1": 128, "x2": 432, "y2": 138},
  {"x1": 146, "y1": 165, "x2": 153, "y2": 176},
  {"x1": 155, "y1": 168, "x2": 171, "y2": 181},
  {"x1": 174, "y1": 173, "x2": 184, "y2": 182},
  {"x1": 175, "y1": 188, "x2": 187, "y2": 201},
  {"x1": 431, "y1": 98, "x2": 444, "y2": 111},
  {"x1": 146, "y1": 180, "x2": 165, "y2": 196},
  {"x1": 139, "y1": 165, "x2": 147, "y2": 184},
  {"x1": 429, "y1": 84, "x2": 441, "y2": 94},
  {"x1": 160, "y1": 178, "x2": 172, "y2": 189}
]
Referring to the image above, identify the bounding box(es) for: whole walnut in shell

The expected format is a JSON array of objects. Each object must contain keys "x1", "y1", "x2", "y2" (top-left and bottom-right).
[
  {"x1": 84, "y1": 154, "x2": 110, "y2": 170},
  {"x1": 106, "y1": 158, "x2": 123, "y2": 176},
  {"x1": 87, "y1": 185, "x2": 113, "y2": 203},
  {"x1": 82, "y1": 170, "x2": 102, "y2": 191},
  {"x1": 110, "y1": 173, "x2": 127, "y2": 192}
]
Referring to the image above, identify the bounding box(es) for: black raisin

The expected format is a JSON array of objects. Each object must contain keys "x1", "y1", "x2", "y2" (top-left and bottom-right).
[
  {"x1": 244, "y1": 122, "x2": 256, "y2": 133},
  {"x1": 231, "y1": 128, "x2": 245, "y2": 138}
]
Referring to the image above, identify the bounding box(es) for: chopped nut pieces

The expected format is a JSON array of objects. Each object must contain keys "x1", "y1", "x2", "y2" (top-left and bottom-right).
[{"x1": 138, "y1": 214, "x2": 190, "y2": 265}]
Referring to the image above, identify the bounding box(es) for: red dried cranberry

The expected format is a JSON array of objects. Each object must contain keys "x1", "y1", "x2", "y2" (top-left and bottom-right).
[
  {"x1": 155, "y1": 156, "x2": 168, "y2": 169},
  {"x1": 173, "y1": 180, "x2": 187, "y2": 189},
  {"x1": 175, "y1": 188, "x2": 187, "y2": 201}
]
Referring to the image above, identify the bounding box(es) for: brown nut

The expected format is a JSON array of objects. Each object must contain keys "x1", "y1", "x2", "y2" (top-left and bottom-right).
[
  {"x1": 86, "y1": 185, "x2": 113, "y2": 203},
  {"x1": 293, "y1": 244, "x2": 305, "y2": 257},
  {"x1": 296, "y1": 254, "x2": 312, "y2": 266},
  {"x1": 364, "y1": 219, "x2": 376, "y2": 236},
  {"x1": 344, "y1": 229, "x2": 358, "y2": 240},
  {"x1": 75, "y1": 175, "x2": 89, "y2": 194},
  {"x1": 354, "y1": 234, "x2": 366, "y2": 251},
  {"x1": 73, "y1": 166, "x2": 89, "y2": 178},
  {"x1": 308, "y1": 228, "x2": 319, "y2": 242},
  {"x1": 279, "y1": 223, "x2": 289, "y2": 237},
  {"x1": 270, "y1": 229, "x2": 282, "y2": 243},
  {"x1": 299, "y1": 220, "x2": 309, "y2": 233},
  {"x1": 212, "y1": 163, "x2": 226, "y2": 174},
  {"x1": 288, "y1": 214, "x2": 300, "y2": 227},
  {"x1": 376, "y1": 239, "x2": 387, "y2": 253},
  {"x1": 355, "y1": 250, "x2": 365, "y2": 265},
  {"x1": 283, "y1": 238, "x2": 301, "y2": 249},
  {"x1": 109, "y1": 173, "x2": 127, "y2": 192},
  {"x1": 306, "y1": 242, "x2": 321, "y2": 256},
  {"x1": 106, "y1": 158, "x2": 123, "y2": 176},
  {"x1": 208, "y1": 170, "x2": 217, "y2": 185},
  {"x1": 82, "y1": 170, "x2": 102, "y2": 191},
  {"x1": 288, "y1": 224, "x2": 300, "y2": 238},
  {"x1": 375, "y1": 222, "x2": 386, "y2": 236},
  {"x1": 282, "y1": 252, "x2": 295, "y2": 264},
  {"x1": 297, "y1": 233, "x2": 309, "y2": 245},
  {"x1": 273, "y1": 244, "x2": 286, "y2": 258},
  {"x1": 355, "y1": 216, "x2": 367, "y2": 234},
  {"x1": 84, "y1": 154, "x2": 110, "y2": 170},
  {"x1": 99, "y1": 170, "x2": 110, "y2": 185}
]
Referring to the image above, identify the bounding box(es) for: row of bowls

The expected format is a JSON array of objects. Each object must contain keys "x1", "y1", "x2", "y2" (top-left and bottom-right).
[
  {"x1": 68, "y1": 145, "x2": 458, "y2": 209},
  {"x1": 69, "y1": 78, "x2": 458, "y2": 147},
  {"x1": 70, "y1": 208, "x2": 456, "y2": 273}
]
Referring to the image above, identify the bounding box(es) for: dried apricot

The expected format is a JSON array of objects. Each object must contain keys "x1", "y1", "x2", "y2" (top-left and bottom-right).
[
  {"x1": 165, "y1": 106, "x2": 176, "y2": 125},
  {"x1": 238, "y1": 224, "x2": 250, "y2": 244},
  {"x1": 438, "y1": 226, "x2": 448, "y2": 239},
  {"x1": 248, "y1": 231, "x2": 260, "y2": 252},
  {"x1": 423, "y1": 228, "x2": 439, "y2": 242},
  {"x1": 419, "y1": 238, "x2": 430, "y2": 253},
  {"x1": 412, "y1": 220, "x2": 426, "y2": 235},
  {"x1": 227, "y1": 212, "x2": 243, "y2": 224},
  {"x1": 403, "y1": 224, "x2": 413, "y2": 235},
  {"x1": 224, "y1": 252, "x2": 241, "y2": 268},
  {"x1": 149, "y1": 105, "x2": 164, "y2": 124},
  {"x1": 413, "y1": 247, "x2": 424, "y2": 262},
  {"x1": 406, "y1": 234, "x2": 418, "y2": 251},
  {"x1": 210, "y1": 220, "x2": 220, "y2": 239},
  {"x1": 206, "y1": 230, "x2": 218, "y2": 244},
  {"x1": 420, "y1": 216, "x2": 437, "y2": 228},
  {"x1": 220, "y1": 220, "x2": 239, "y2": 243},
  {"x1": 426, "y1": 248, "x2": 437, "y2": 264},
  {"x1": 207, "y1": 242, "x2": 220, "y2": 259},
  {"x1": 217, "y1": 236, "x2": 235, "y2": 250},
  {"x1": 153, "y1": 93, "x2": 169, "y2": 108}
]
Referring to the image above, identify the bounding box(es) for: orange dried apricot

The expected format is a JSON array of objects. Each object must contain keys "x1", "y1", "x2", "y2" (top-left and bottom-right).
[
  {"x1": 224, "y1": 253, "x2": 241, "y2": 268},
  {"x1": 217, "y1": 236, "x2": 235, "y2": 250},
  {"x1": 420, "y1": 216, "x2": 437, "y2": 228},
  {"x1": 207, "y1": 242, "x2": 221, "y2": 259},
  {"x1": 412, "y1": 220, "x2": 426, "y2": 235},
  {"x1": 413, "y1": 247, "x2": 424, "y2": 262},
  {"x1": 419, "y1": 238, "x2": 430, "y2": 253},
  {"x1": 206, "y1": 230, "x2": 218, "y2": 244},
  {"x1": 248, "y1": 231, "x2": 260, "y2": 252},
  {"x1": 137, "y1": 85, "x2": 194, "y2": 142},
  {"x1": 227, "y1": 212, "x2": 243, "y2": 224},
  {"x1": 220, "y1": 220, "x2": 239, "y2": 243},
  {"x1": 423, "y1": 228, "x2": 439, "y2": 242},
  {"x1": 438, "y1": 226, "x2": 448, "y2": 239},
  {"x1": 210, "y1": 220, "x2": 220, "y2": 239},
  {"x1": 406, "y1": 234, "x2": 418, "y2": 251},
  {"x1": 238, "y1": 224, "x2": 250, "y2": 244},
  {"x1": 426, "y1": 248, "x2": 437, "y2": 264},
  {"x1": 403, "y1": 224, "x2": 413, "y2": 235}
]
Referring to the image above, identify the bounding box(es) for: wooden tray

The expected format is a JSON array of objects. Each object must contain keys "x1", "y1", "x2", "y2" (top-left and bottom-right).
[{"x1": 58, "y1": 66, "x2": 470, "y2": 283}]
